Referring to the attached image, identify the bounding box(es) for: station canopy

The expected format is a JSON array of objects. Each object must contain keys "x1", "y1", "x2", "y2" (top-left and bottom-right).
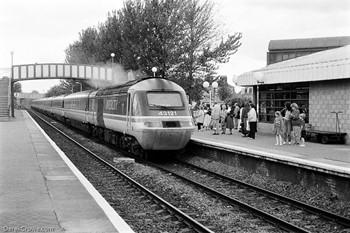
[{"x1": 237, "y1": 45, "x2": 350, "y2": 86}]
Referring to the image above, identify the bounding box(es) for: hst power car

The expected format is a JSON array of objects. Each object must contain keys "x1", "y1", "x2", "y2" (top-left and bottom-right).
[{"x1": 32, "y1": 77, "x2": 195, "y2": 156}]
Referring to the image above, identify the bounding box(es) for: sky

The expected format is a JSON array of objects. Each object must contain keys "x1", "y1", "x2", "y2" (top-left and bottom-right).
[{"x1": 0, "y1": 0, "x2": 349, "y2": 93}]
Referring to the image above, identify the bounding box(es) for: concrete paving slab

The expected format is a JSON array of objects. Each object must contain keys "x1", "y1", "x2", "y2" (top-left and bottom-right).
[{"x1": 0, "y1": 110, "x2": 134, "y2": 233}]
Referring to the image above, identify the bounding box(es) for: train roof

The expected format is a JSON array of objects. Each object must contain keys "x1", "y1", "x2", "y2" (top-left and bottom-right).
[
  {"x1": 64, "y1": 90, "x2": 95, "y2": 99},
  {"x1": 95, "y1": 77, "x2": 183, "y2": 96}
]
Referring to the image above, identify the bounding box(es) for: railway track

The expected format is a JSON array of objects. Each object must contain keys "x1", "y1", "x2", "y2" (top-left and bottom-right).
[
  {"x1": 28, "y1": 109, "x2": 215, "y2": 233},
  {"x1": 28, "y1": 108, "x2": 350, "y2": 232},
  {"x1": 146, "y1": 159, "x2": 350, "y2": 233}
]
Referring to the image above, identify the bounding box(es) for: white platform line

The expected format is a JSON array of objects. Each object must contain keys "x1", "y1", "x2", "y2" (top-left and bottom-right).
[{"x1": 26, "y1": 111, "x2": 135, "y2": 233}]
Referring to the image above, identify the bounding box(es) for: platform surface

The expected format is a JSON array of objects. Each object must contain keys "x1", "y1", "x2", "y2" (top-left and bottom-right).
[
  {"x1": 191, "y1": 127, "x2": 350, "y2": 175},
  {"x1": 0, "y1": 110, "x2": 134, "y2": 233}
]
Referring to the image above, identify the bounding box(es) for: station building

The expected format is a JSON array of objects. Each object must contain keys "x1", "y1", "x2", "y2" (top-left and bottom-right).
[{"x1": 237, "y1": 36, "x2": 350, "y2": 143}]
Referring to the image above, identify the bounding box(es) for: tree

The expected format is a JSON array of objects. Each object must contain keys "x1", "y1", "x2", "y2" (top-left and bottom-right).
[
  {"x1": 45, "y1": 80, "x2": 92, "y2": 97},
  {"x1": 65, "y1": 27, "x2": 100, "y2": 64},
  {"x1": 63, "y1": 0, "x2": 242, "y2": 102},
  {"x1": 216, "y1": 75, "x2": 233, "y2": 102}
]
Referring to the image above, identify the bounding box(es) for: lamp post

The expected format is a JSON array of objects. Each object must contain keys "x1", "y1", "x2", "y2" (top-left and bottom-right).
[
  {"x1": 111, "y1": 53, "x2": 115, "y2": 79},
  {"x1": 151, "y1": 67, "x2": 157, "y2": 77},
  {"x1": 253, "y1": 72, "x2": 264, "y2": 119},
  {"x1": 203, "y1": 81, "x2": 218, "y2": 107},
  {"x1": 10, "y1": 51, "x2": 14, "y2": 117}
]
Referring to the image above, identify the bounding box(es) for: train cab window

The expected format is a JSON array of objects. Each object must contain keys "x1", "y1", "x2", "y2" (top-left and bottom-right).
[
  {"x1": 147, "y1": 92, "x2": 183, "y2": 108},
  {"x1": 132, "y1": 94, "x2": 142, "y2": 116}
]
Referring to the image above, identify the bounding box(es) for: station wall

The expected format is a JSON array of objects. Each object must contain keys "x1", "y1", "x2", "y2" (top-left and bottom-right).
[{"x1": 309, "y1": 79, "x2": 350, "y2": 143}]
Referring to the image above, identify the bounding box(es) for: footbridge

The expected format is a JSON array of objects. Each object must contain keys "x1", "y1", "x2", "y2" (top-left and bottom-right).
[
  {"x1": 12, "y1": 63, "x2": 113, "y2": 81},
  {"x1": 6, "y1": 63, "x2": 121, "y2": 117}
]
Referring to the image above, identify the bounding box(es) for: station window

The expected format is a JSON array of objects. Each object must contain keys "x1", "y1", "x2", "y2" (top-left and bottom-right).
[{"x1": 258, "y1": 83, "x2": 309, "y2": 123}]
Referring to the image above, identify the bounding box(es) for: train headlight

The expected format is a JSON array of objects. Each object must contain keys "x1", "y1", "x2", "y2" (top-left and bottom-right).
[{"x1": 144, "y1": 122, "x2": 162, "y2": 127}]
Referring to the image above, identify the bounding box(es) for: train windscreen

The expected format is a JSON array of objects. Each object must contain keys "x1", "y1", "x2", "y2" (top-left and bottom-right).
[{"x1": 147, "y1": 92, "x2": 183, "y2": 108}]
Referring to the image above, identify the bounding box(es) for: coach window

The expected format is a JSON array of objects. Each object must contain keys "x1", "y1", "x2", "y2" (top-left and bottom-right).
[{"x1": 89, "y1": 99, "x2": 95, "y2": 111}]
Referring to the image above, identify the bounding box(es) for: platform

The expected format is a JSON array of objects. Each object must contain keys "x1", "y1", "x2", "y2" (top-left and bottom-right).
[
  {"x1": 0, "y1": 110, "x2": 134, "y2": 233},
  {"x1": 191, "y1": 128, "x2": 350, "y2": 176}
]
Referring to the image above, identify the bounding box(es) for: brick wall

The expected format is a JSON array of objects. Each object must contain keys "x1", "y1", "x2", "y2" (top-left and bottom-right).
[{"x1": 309, "y1": 79, "x2": 350, "y2": 144}]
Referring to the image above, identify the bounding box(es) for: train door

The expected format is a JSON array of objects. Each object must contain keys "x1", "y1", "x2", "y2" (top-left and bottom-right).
[
  {"x1": 96, "y1": 98, "x2": 105, "y2": 128},
  {"x1": 126, "y1": 93, "x2": 132, "y2": 133}
]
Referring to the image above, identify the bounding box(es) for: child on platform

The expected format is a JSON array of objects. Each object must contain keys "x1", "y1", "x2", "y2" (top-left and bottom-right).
[{"x1": 273, "y1": 111, "x2": 283, "y2": 146}]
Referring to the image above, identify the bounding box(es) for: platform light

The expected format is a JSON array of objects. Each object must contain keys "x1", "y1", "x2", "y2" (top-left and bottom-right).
[
  {"x1": 111, "y1": 53, "x2": 115, "y2": 79},
  {"x1": 202, "y1": 81, "x2": 219, "y2": 106},
  {"x1": 151, "y1": 67, "x2": 157, "y2": 77},
  {"x1": 203, "y1": 81, "x2": 209, "y2": 88}
]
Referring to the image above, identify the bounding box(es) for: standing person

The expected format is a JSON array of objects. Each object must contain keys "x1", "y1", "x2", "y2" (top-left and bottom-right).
[
  {"x1": 226, "y1": 104, "x2": 234, "y2": 134},
  {"x1": 282, "y1": 102, "x2": 292, "y2": 144},
  {"x1": 247, "y1": 103, "x2": 257, "y2": 139},
  {"x1": 241, "y1": 102, "x2": 250, "y2": 137},
  {"x1": 220, "y1": 104, "x2": 228, "y2": 134},
  {"x1": 233, "y1": 103, "x2": 240, "y2": 130},
  {"x1": 299, "y1": 113, "x2": 306, "y2": 147},
  {"x1": 196, "y1": 106, "x2": 205, "y2": 131},
  {"x1": 273, "y1": 111, "x2": 283, "y2": 146},
  {"x1": 203, "y1": 105, "x2": 211, "y2": 130},
  {"x1": 211, "y1": 102, "x2": 221, "y2": 135},
  {"x1": 202, "y1": 107, "x2": 209, "y2": 130},
  {"x1": 290, "y1": 103, "x2": 302, "y2": 145}
]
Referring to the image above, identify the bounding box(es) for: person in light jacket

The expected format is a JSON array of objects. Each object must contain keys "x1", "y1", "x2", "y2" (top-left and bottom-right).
[
  {"x1": 211, "y1": 102, "x2": 221, "y2": 135},
  {"x1": 247, "y1": 102, "x2": 257, "y2": 139},
  {"x1": 196, "y1": 106, "x2": 205, "y2": 131}
]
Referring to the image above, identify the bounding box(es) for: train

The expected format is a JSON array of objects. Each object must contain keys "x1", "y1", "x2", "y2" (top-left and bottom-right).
[{"x1": 31, "y1": 77, "x2": 195, "y2": 157}]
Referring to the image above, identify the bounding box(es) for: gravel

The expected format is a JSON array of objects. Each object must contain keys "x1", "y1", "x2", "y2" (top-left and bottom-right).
[{"x1": 180, "y1": 155, "x2": 350, "y2": 220}]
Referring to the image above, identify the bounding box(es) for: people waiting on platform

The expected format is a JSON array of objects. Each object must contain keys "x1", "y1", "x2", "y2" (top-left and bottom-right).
[
  {"x1": 241, "y1": 102, "x2": 250, "y2": 137},
  {"x1": 211, "y1": 102, "x2": 221, "y2": 135},
  {"x1": 247, "y1": 102, "x2": 257, "y2": 139},
  {"x1": 273, "y1": 111, "x2": 283, "y2": 146},
  {"x1": 291, "y1": 102, "x2": 302, "y2": 145},
  {"x1": 195, "y1": 106, "x2": 205, "y2": 131},
  {"x1": 220, "y1": 104, "x2": 227, "y2": 134},
  {"x1": 203, "y1": 105, "x2": 212, "y2": 130},
  {"x1": 282, "y1": 102, "x2": 292, "y2": 145},
  {"x1": 300, "y1": 113, "x2": 306, "y2": 147},
  {"x1": 233, "y1": 103, "x2": 240, "y2": 130},
  {"x1": 226, "y1": 104, "x2": 234, "y2": 135}
]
